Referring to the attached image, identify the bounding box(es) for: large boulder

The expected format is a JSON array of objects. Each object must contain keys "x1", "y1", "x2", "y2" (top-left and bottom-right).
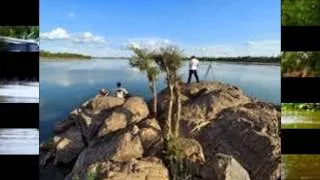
[
  {"x1": 196, "y1": 102, "x2": 281, "y2": 180},
  {"x1": 98, "y1": 97, "x2": 150, "y2": 137},
  {"x1": 89, "y1": 94, "x2": 125, "y2": 113},
  {"x1": 52, "y1": 126, "x2": 86, "y2": 164},
  {"x1": 201, "y1": 153, "x2": 251, "y2": 180},
  {"x1": 77, "y1": 157, "x2": 170, "y2": 180},
  {"x1": 138, "y1": 118, "x2": 163, "y2": 155},
  {"x1": 155, "y1": 82, "x2": 252, "y2": 136},
  {"x1": 169, "y1": 138, "x2": 205, "y2": 164},
  {"x1": 69, "y1": 127, "x2": 144, "y2": 177}
]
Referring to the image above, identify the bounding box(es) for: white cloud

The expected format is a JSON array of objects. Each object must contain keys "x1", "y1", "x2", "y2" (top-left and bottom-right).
[
  {"x1": 186, "y1": 40, "x2": 280, "y2": 57},
  {"x1": 40, "y1": 27, "x2": 70, "y2": 40},
  {"x1": 41, "y1": 28, "x2": 106, "y2": 44},
  {"x1": 68, "y1": 12, "x2": 76, "y2": 18},
  {"x1": 245, "y1": 41, "x2": 256, "y2": 46},
  {"x1": 72, "y1": 32, "x2": 106, "y2": 43},
  {"x1": 127, "y1": 38, "x2": 176, "y2": 51},
  {"x1": 40, "y1": 27, "x2": 280, "y2": 57}
]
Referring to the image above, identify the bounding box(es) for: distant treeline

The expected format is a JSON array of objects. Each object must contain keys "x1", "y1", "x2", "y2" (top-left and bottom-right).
[
  {"x1": 39, "y1": 51, "x2": 280, "y2": 63},
  {"x1": 183, "y1": 56, "x2": 280, "y2": 64},
  {"x1": 40, "y1": 51, "x2": 92, "y2": 59},
  {"x1": 0, "y1": 26, "x2": 39, "y2": 39},
  {"x1": 282, "y1": 103, "x2": 320, "y2": 111},
  {"x1": 96, "y1": 56, "x2": 280, "y2": 64}
]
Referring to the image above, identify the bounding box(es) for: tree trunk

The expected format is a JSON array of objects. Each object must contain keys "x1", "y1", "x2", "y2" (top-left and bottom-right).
[
  {"x1": 163, "y1": 66, "x2": 173, "y2": 141},
  {"x1": 153, "y1": 80, "x2": 157, "y2": 117},
  {"x1": 149, "y1": 79, "x2": 157, "y2": 117},
  {"x1": 167, "y1": 83, "x2": 174, "y2": 140},
  {"x1": 173, "y1": 81, "x2": 181, "y2": 138}
]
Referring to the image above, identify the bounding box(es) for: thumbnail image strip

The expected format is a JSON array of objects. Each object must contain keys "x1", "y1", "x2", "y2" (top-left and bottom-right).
[
  {"x1": 0, "y1": 26, "x2": 39, "y2": 52},
  {"x1": 282, "y1": 0, "x2": 320, "y2": 26},
  {"x1": 281, "y1": 51, "x2": 320, "y2": 77},
  {"x1": 0, "y1": 82, "x2": 39, "y2": 103},
  {"x1": 281, "y1": 103, "x2": 320, "y2": 129},
  {"x1": 0, "y1": 129, "x2": 39, "y2": 155},
  {"x1": 282, "y1": 155, "x2": 320, "y2": 180}
]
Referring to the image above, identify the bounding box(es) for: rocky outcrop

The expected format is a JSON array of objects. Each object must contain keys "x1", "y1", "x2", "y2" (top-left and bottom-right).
[
  {"x1": 137, "y1": 118, "x2": 163, "y2": 156},
  {"x1": 71, "y1": 157, "x2": 169, "y2": 180},
  {"x1": 98, "y1": 96, "x2": 150, "y2": 137},
  {"x1": 89, "y1": 95, "x2": 124, "y2": 113},
  {"x1": 196, "y1": 101, "x2": 280, "y2": 180},
  {"x1": 69, "y1": 126, "x2": 144, "y2": 177},
  {"x1": 200, "y1": 153, "x2": 251, "y2": 180},
  {"x1": 155, "y1": 82, "x2": 252, "y2": 137},
  {"x1": 40, "y1": 82, "x2": 280, "y2": 180}
]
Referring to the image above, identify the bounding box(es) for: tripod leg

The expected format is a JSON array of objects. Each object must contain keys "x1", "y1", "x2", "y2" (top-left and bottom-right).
[
  {"x1": 204, "y1": 65, "x2": 210, "y2": 80},
  {"x1": 210, "y1": 65, "x2": 215, "y2": 80}
]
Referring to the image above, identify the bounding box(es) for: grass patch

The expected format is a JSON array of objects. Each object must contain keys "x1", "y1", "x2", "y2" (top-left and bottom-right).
[{"x1": 164, "y1": 137, "x2": 198, "y2": 180}]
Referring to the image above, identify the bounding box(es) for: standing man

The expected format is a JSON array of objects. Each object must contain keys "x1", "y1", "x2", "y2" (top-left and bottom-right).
[{"x1": 187, "y1": 56, "x2": 200, "y2": 84}]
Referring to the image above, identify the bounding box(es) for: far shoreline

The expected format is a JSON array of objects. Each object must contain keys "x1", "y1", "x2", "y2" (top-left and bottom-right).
[{"x1": 40, "y1": 57, "x2": 279, "y2": 66}]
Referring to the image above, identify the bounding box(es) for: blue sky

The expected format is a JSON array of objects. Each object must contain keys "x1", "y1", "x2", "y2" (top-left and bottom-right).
[{"x1": 40, "y1": 0, "x2": 280, "y2": 57}]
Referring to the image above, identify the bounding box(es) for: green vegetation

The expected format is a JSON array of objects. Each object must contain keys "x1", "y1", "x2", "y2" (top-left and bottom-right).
[
  {"x1": 40, "y1": 50, "x2": 92, "y2": 59},
  {"x1": 165, "y1": 138, "x2": 195, "y2": 180},
  {"x1": 85, "y1": 170, "x2": 97, "y2": 180},
  {"x1": 129, "y1": 46, "x2": 160, "y2": 117},
  {"x1": 281, "y1": 52, "x2": 320, "y2": 77},
  {"x1": 130, "y1": 46, "x2": 197, "y2": 179},
  {"x1": 0, "y1": 26, "x2": 39, "y2": 39},
  {"x1": 282, "y1": 103, "x2": 320, "y2": 111},
  {"x1": 282, "y1": 0, "x2": 320, "y2": 26}
]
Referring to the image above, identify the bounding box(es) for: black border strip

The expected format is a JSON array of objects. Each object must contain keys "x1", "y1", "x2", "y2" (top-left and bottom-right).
[
  {"x1": 0, "y1": 155, "x2": 38, "y2": 179},
  {"x1": 281, "y1": 129, "x2": 320, "y2": 154},
  {"x1": 0, "y1": 0, "x2": 39, "y2": 25},
  {"x1": 0, "y1": 52, "x2": 39, "y2": 81},
  {"x1": 281, "y1": 77, "x2": 320, "y2": 103},
  {"x1": 281, "y1": 26, "x2": 320, "y2": 51},
  {"x1": 0, "y1": 103, "x2": 39, "y2": 128}
]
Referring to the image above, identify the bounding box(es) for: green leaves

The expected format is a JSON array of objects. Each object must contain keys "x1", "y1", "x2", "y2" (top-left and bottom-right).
[
  {"x1": 156, "y1": 46, "x2": 184, "y2": 73},
  {"x1": 129, "y1": 46, "x2": 160, "y2": 81}
]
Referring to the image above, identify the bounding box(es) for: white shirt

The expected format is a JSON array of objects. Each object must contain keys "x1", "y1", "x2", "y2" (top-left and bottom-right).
[
  {"x1": 189, "y1": 58, "x2": 199, "y2": 70},
  {"x1": 115, "y1": 87, "x2": 128, "y2": 99}
]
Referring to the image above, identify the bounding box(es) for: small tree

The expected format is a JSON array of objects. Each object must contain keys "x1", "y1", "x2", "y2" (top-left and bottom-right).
[
  {"x1": 153, "y1": 46, "x2": 183, "y2": 139},
  {"x1": 129, "y1": 45, "x2": 160, "y2": 117}
]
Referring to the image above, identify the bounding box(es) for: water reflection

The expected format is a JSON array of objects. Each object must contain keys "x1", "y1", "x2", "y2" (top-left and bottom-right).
[{"x1": 0, "y1": 129, "x2": 39, "y2": 154}]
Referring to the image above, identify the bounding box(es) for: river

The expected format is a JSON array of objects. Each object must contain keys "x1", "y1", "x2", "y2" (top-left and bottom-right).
[{"x1": 40, "y1": 59, "x2": 280, "y2": 141}]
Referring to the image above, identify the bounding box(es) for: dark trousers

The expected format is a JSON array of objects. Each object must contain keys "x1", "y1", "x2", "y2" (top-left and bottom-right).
[{"x1": 187, "y1": 70, "x2": 199, "y2": 84}]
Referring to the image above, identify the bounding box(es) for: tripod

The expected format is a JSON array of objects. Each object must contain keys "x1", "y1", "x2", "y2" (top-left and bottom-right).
[{"x1": 204, "y1": 63, "x2": 215, "y2": 80}]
